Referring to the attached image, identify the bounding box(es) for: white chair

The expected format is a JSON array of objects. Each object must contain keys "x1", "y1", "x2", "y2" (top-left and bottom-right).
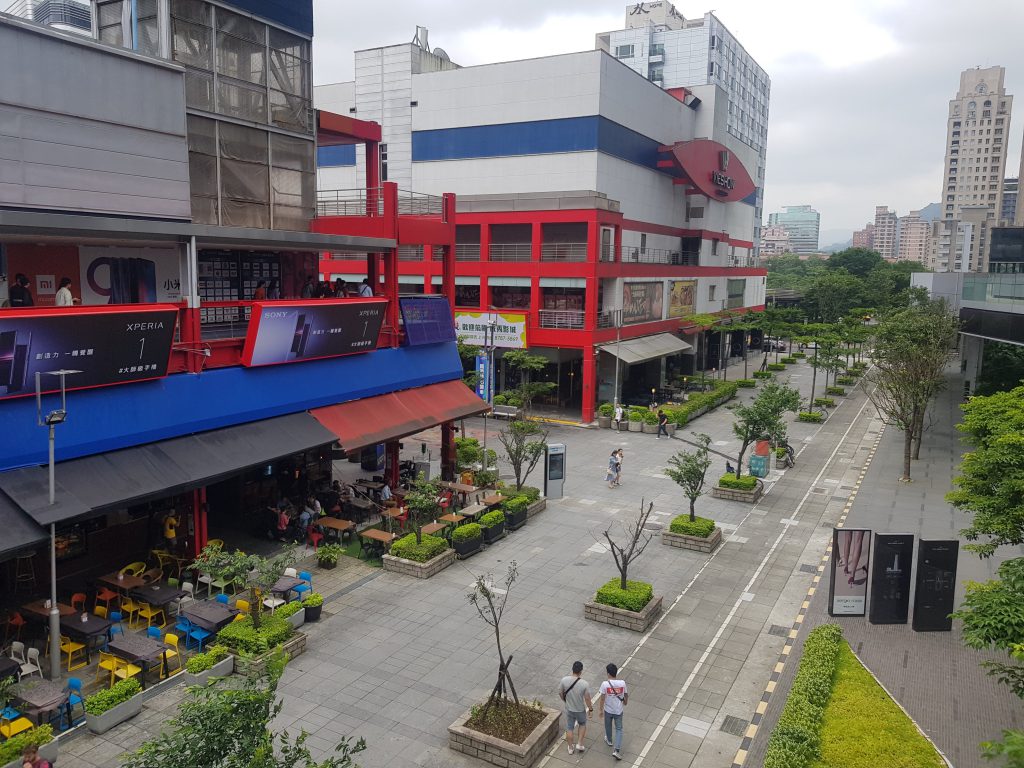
[
  {"x1": 262, "y1": 595, "x2": 286, "y2": 612},
  {"x1": 20, "y1": 647, "x2": 43, "y2": 680},
  {"x1": 9, "y1": 641, "x2": 27, "y2": 665},
  {"x1": 172, "y1": 582, "x2": 196, "y2": 615},
  {"x1": 283, "y1": 567, "x2": 298, "y2": 578}
]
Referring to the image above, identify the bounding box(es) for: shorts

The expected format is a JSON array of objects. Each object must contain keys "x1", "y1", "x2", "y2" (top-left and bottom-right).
[{"x1": 566, "y1": 710, "x2": 587, "y2": 730}]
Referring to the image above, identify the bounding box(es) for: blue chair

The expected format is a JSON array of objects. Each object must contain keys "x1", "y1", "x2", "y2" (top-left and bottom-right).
[
  {"x1": 174, "y1": 615, "x2": 192, "y2": 636},
  {"x1": 102, "y1": 623, "x2": 124, "y2": 651},
  {"x1": 66, "y1": 678, "x2": 85, "y2": 724},
  {"x1": 147, "y1": 626, "x2": 162, "y2": 640},
  {"x1": 110, "y1": 610, "x2": 124, "y2": 627},
  {"x1": 292, "y1": 571, "x2": 312, "y2": 599},
  {"x1": 187, "y1": 625, "x2": 211, "y2": 652},
  {"x1": 215, "y1": 594, "x2": 229, "y2": 605}
]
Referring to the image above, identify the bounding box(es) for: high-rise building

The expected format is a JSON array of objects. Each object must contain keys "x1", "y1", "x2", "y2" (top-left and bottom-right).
[
  {"x1": 759, "y1": 224, "x2": 790, "y2": 256},
  {"x1": 2, "y1": 0, "x2": 90, "y2": 34},
  {"x1": 852, "y1": 222, "x2": 874, "y2": 250},
  {"x1": 1003, "y1": 177, "x2": 1019, "y2": 224},
  {"x1": 767, "y1": 205, "x2": 819, "y2": 254},
  {"x1": 873, "y1": 205, "x2": 898, "y2": 261},
  {"x1": 897, "y1": 210, "x2": 931, "y2": 264},
  {"x1": 596, "y1": 3, "x2": 769, "y2": 255}
]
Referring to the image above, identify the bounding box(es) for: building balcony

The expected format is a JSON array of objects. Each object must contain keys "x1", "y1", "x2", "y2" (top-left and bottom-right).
[
  {"x1": 540, "y1": 242, "x2": 588, "y2": 262},
  {"x1": 489, "y1": 243, "x2": 532, "y2": 262},
  {"x1": 538, "y1": 309, "x2": 586, "y2": 329},
  {"x1": 620, "y1": 247, "x2": 700, "y2": 266}
]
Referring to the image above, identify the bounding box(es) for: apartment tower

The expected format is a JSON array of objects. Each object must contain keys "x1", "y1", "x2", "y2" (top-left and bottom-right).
[
  {"x1": 873, "y1": 206, "x2": 898, "y2": 260},
  {"x1": 896, "y1": 210, "x2": 931, "y2": 264},
  {"x1": 767, "y1": 205, "x2": 819, "y2": 254}
]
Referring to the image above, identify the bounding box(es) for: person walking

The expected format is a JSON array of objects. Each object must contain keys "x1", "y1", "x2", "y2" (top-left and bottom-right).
[
  {"x1": 613, "y1": 402, "x2": 624, "y2": 431},
  {"x1": 606, "y1": 451, "x2": 619, "y2": 489},
  {"x1": 614, "y1": 449, "x2": 624, "y2": 487},
  {"x1": 656, "y1": 410, "x2": 669, "y2": 439},
  {"x1": 559, "y1": 660, "x2": 593, "y2": 755},
  {"x1": 358, "y1": 278, "x2": 374, "y2": 297},
  {"x1": 252, "y1": 280, "x2": 267, "y2": 300},
  {"x1": 598, "y1": 663, "x2": 628, "y2": 760},
  {"x1": 55, "y1": 277, "x2": 78, "y2": 307},
  {"x1": 300, "y1": 275, "x2": 315, "y2": 299},
  {"x1": 9, "y1": 274, "x2": 33, "y2": 307}
]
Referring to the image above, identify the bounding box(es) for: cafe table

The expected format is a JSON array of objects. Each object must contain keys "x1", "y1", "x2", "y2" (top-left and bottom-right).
[
  {"x1": 0, "y1": 657, "x2": 19, "y2": 683},
  {"x1": 420, "y1": 522, "x2": 447, "y2": 537},
  {"x1": 458, "y1": 503, "x2": 488, "y2": 521},
  {"x1": 21, "y1": 600, "x2": 75, "y2": 620},
  {"x1": 108, "y1": 634, "x2": 168, "y2": 690},
  {"x1": 319, "y1": 517, "x2": 354, "y2": 541},
  {"x1": 14, "y1": 680, "x2": 70, "y2": 726},
  {"x1": 355, "y1": 480, "x2": 384, "y2": 491},
  {"x1": 131, "y1": 582, "x2": 187, "y2": 612},
  {"x1": 271, "y1": 575, "x2": 304, "y2": 598},
  {"x1": 358, "y1": 528, "x2": 396, "y2": 559},
  {"x1": 59, "y1": 614, "x2": 112, "y2": 663},
  {"x1": 98, "y1": 571, "x2": 147, "y2": 592},
  {"x1": 482, "y1": 493, "x2": 505, "y2": 508},
  {"x1": 182, "y1": 601, "x2": 238, "y2": 633},
  {"x1": 440, "y1": 480, "x2": 478, "y2": 494},
  {"x1": 438, "y1": 513, "x2": 464, "y2": 525}
]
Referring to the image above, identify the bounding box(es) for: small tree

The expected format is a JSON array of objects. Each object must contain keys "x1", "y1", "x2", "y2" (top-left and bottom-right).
[
  {"x1": 468, "y1": 562, "x2": 521, "y2": 717},
  {"x1": 731, "y1": 380, "x2": 802, "y2": 478},
  {"x1": 403, "y1": 474, "x2": 442, "y2": 545},
  {"x1": 191, "y1": 543, "x2": 296, "y2": 630},
  {"x1": 665, "y1": 433, "x2": 712, "y2": 523},
  {"x1": 502, "y1": 349, "x2": 555, "y2": 415},
  {"x1": 121, "y1": 652, "x2": 365, "y2": 768},
  {"x1": 603, "y1": 499, "x2": 656, "y2": 590},
  {"x1": 497, "y1": 420, "x2": 548, "y2": 491}
]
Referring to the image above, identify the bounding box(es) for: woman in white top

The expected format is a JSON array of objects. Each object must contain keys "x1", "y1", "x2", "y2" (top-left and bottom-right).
[{"x1": 55, "y1": 277, "x2": 77, "y2": 307}]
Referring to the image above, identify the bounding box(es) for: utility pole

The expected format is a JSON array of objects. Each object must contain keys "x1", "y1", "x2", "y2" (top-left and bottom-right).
[{"x1": 613, "y1": 309, "x2": 623, "y2": 409}]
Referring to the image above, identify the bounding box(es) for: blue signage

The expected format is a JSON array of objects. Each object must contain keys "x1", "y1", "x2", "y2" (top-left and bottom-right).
[
  {"x1": 475, "y1": 354, "x2": 490, "y2": 402},
  {"x1": 400, "y1": 296, "x2": 457, "y2": 346}
]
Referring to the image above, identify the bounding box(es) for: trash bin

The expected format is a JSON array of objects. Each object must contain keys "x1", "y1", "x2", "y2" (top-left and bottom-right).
[{"x1": 749, "y1": 454, "x2": 768, "y2": 478}]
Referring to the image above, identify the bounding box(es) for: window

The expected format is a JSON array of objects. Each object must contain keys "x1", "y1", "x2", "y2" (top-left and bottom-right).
[
  {"x1": 455, "y1": 284, "x2": 481, "y2": 307},
  {"x1": 712, "y1": 238, "x2": 720, "y2": 255},
  {"x1": 650, "y1": 43, "x2": 664, "y2": 56},
  {"x1": 640, "y1": 233, "x2": 647, "y2": 253},
  {"x1": 649, "y1": 67, "x2": 663, "y2": 82},
  {"x1": 708, "y1": 284, "x2": 716, "y2": 302},
  {"x1": 710, "y1": 34, "x2": 717, "y2": 49},
  {"x1": 379, "y1": 143, "x2": 388, "y2": 182},
  {"x1": 615, "y1": 44, "x2": 634, "y2": 58}
]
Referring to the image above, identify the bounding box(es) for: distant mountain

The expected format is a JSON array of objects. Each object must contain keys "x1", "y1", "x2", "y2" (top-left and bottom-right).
[{"x1": 820, "y1": 239, "x2": 852, "y2": 254}]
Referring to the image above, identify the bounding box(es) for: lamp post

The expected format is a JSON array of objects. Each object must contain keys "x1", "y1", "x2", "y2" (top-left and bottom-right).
[
  {"x1": 481, "y1": 318, "x2": 497, "y2": 470},
  {"x1": 36, "y1": 369, "x2": 81, "y2": 680},
  {"x1": 612, "y1": 308, "x2": 623, "y2": 410}
]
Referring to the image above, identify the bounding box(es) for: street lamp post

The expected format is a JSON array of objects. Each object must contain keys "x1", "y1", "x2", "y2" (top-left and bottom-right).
[
  {"x1": 36, "y1": 368, "x2": 80, "y2": 680},
  {"x1": 612, "y1": 309, "x2": 623, "y2": 410},
  {"x1": 481, "y1": 319, "x2": 497, "y2": 470}
]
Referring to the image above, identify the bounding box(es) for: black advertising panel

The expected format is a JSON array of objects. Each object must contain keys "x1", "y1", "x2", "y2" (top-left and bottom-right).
[
  {"x1": 868, "y1": 534, "x2": 914, "y2": 624},
  {"x1": 913, "y1": 540, "x2": 959, "y2": 632},
  {"x1": 399, "y1": 296, "x2": 456, "y2": 346},
  {"x1": 829, "y1": 528, "x2": 872, "y2": 616},
  {"x1": 0, "y1": 305, "x2": 177, "y2": 399},
  {"x1": 241, "y1": 299, "x2": 386, "y2": 367}
]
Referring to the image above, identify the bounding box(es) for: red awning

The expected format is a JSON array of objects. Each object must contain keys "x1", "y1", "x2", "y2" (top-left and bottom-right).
[{"x1": 309, "y1": 379, "x2": 489, "y2": 451}]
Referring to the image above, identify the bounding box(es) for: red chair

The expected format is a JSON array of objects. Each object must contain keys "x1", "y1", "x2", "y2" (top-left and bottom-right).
[
  {"x1": 307, "y1": 526, "x2": 323, "y2": 552},
  {"x1": 70, "y1": 592, "x2": 87, "y2": 612},
  {"x1": 95, "y1": 587, "x2": 119, "y2": 613},
  {"x1": 3, "y1": 612, "x2": 25, "y2": 645}
]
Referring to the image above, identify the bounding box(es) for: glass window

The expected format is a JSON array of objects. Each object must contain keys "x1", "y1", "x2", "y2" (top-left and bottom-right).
[
  {"x1": 490, "y1": 286, "x2": 530, "y2": 310},
  {"x1": 270, "y1": 89, "x2": 311, "y2": 133},
  {"x1": 97, "y1": 0, "x2": 124, "y2": 46},
  {"x1": 218, "y1": 78, "x2": 267, "y2": 122},
  {"x1": 136, "y1": 0, "x2": 159, "y2": 56},
  {"x1": 455, "y1": 284, "x2": 481, "y2": 307},
  {"x1": 615, "y1": 44, "x2": 634, "y2": 58},
  {"x1": 173, "y1": 19, "x2": 213, "y2": 70},
  {"x1": 217, "y1": 31, "x2": 266, "y2": 85}
]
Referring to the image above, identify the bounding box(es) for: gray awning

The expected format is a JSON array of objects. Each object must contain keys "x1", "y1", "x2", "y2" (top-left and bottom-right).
[
  {"x1": 0, "y1": 413, "x2": 337, "y2": 527},
  {"x1": 599, "y1": 333, "x2": 692, "y2": 365},
  {"x1": 0, "y1": 491, "x2": 47, "y2": 562}
]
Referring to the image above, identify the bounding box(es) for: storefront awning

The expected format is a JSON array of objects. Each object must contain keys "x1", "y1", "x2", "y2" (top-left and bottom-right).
[
  {"x1": 599, "y1": 333, "x2": 692, "y2": 365},
  {"x1": 310, "y1": 379, "x2": 490, "y2": 452},
  {"x1": 0, "y1": 413, "x2": 337, "y2": 527},
  {"x1": 0, "y1": 491, "x2": 47, "y2": 561}
]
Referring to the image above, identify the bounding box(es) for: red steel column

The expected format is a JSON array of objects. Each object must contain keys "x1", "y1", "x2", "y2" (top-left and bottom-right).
[
  {"x1": 385, "y1": 441, "x2": 400, "y2": 489},
  {"x1": 442, "y1": 245, "x2": 455, "y2": 310},
  {"x1": 441, "y1": 423, "x2": 456, "y2": 482},
  {"x1": 384, "y1": 247, "x2": 399, "y2": 345},
  {"x1": 365, "y1": 140, "x2": 380, "y2": 214},
  {"x1": 582, "y1": 345, "x2": 596, "y2": 423}
]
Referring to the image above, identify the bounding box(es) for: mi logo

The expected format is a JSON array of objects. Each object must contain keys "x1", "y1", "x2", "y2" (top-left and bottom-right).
[{"x1": 719, "y1": 150, "x2": 730, "y2": 172}]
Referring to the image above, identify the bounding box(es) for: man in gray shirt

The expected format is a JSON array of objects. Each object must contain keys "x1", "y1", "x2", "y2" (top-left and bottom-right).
[{"x1": 559, "y1": 660, "x2": 593, "y2": 755}]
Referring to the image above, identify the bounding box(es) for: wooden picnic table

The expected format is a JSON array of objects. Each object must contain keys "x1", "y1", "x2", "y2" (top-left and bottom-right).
[
  {"x1": 440, "y1": 481, "x2": 478, "y2": 494},
  {"x1": 108, "y1": 634, "x2": 168, "y2": 690},
  {"x1": 438, "y1": 513, "x2": 464, "y2": 525},
  {"x1": 183, "y1": 601, "x2": 238, "y2": 632},
  {"x1": 458, "y1": 503, "x2": 488, "y2": 520},
  {"x1": 99, "y1": 571, "x2": 146, "y2": 591},
  {"x1": 21, "y1": 600, "x2": 75, "y2": 620},
  {"x1": 420, "y1": 522, "x2": 447, "y2": 536},
  {"x1": 482, "y1": 494, "x2": 505, "y2": 507},
  {"x1": 381, "y1": 507, "x2": 404, "y2": 519},
  {"x1": 358, "y1": 528, "x2": 396, "y2": 559}
]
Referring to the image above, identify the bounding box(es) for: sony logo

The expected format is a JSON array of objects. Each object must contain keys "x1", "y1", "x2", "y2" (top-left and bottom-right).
[
  {"x1": 264, "y1": 312, "x2": 290, "y2": 318},
  {"x1": 126, "y1": 322, "x2": 164, "y2": 331}
]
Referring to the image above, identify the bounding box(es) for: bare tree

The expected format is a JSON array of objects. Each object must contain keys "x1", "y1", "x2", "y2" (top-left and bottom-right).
[
  {"x1": 603, "y1": 499, "x2": 656, "y2": 590},
  {"x1": 468, "y1": 561, "x2": 520, "y2": 717}
]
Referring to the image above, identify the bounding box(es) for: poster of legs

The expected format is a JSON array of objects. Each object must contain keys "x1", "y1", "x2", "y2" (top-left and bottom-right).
[{"x1": 829, "y1": 528, "x2": 872, "y2": 616}]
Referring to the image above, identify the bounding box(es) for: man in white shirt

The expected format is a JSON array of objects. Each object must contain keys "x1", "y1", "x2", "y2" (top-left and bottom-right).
[
  {"x1": 55, "y1": 277, "x2": 77, "y2": 307},
  {"x1": 358, "y1": 278, "x2": 373, "y2": 297},
  {"x1": 598, "y1": 663, "x2": 628, "y2": 760}
]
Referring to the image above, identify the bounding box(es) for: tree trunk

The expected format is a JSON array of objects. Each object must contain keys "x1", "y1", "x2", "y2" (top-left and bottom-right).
[
  {"x1": 619, "y1": 567, "x2": 628, "y2": 591},
  {"x1": 912, "y1": 408, "x2": 925, "y2": 460},
  {"x1": 722, "y1": 330, "x2": 729, "y2": 381},
  {"x1": 736, "y1": 441, "x2": 749, "y2": 479},
  {"x1": 901, "y1": 427, "x2": 913, "y2": 481},
  {"x1": 689, "y1": 497, "x2": 696, "y2": 523},
  {"x1": 809, "y1": 358, "x2": 818, "y2": 411}
]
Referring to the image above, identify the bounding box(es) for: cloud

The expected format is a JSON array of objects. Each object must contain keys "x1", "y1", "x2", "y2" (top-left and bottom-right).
[{"x1": 311, "y1": 0, "x2": 1024, "y2": 239}]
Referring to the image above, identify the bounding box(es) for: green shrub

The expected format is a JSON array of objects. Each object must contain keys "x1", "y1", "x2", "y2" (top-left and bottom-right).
[
  {"x1": 215, "y1": 614, "x2": 292, "y2": 657},
  {"x1": 775, "y1": 447, "x2": 787, "y2": 458},
  {"x1": 764, "y1": 624, "x2": 843, "y2": 768},
  {"x1": 851, "y1": 361, "x2": 867, "y2": 370},
  {"x1": 598, "y1": 402, "x2": 613, "y2": 417},
  {"x1": 843, "y1": 369, "x2": 860, "y2": 378},
  {"x1": 825, "y1": 386, "x2": 846, "y2": 396},
  {"x1": 792, "y1": 352, "x2": 807, "y2": 359},
  {"x1": 451, "y1": 522, "x2": 482, "y2": 543},
  {"x1": 753, "y1": 370, "x2": 774, "y2": 379},
  {"x1": 669, "y1": 515, "x2": 716, "y2": 537},
  {"x1": 85, "y1": 678, "x2": 141, "y2": 716},
  {"x1": 767, "y1": 362, "x2": 786, "y2": 371},
  {"x1": 492, "y1": 394, "x2": 508, "y2": 406},
  {"x1": 479, "y1": 510, "x2": 505, "y2": 528},
  {"x1": 642, "y1": 410, "x2": 659, "y2": 425},
  {"x1": 185, "y1": 644, "x2": 229, "y2": 674},
  {"x1": 594, "y1": 578, "x2": 654, "y2": 613},
  {"x1": 503, "y1": 495, "x2": 530, "y2": 516},
  {"x1": 718, "y1": 473, "x2": 758, "y2": 491},
  {"x1": 813, "y1": 397, "x2": 835, "y2": 408},
  {"x1": 780, "y1": 356, "x2": 797, "y2": 364},
  {"x1": 798, "y1": 411, "x2": 824, "y2": 423},
  {"x1": 474, "y1": 469, "x2": 498, "y2": 488},
  {"x1": 275, "y1": 601, "x2": 304, "y2": 619},
  {"x1": 835, "y1": 376, "x2": 856, "y2": 386},
  {"x1": 628, "y1": 409, "x2": 643, "y2": 422},
  {"x1": 518, "y1": 486, "x2": 541, "y2": 503},
  {"x1": 663, "y1": 380, "x2": 738, "y2": 426},
  {"x1": 316, "y1": 542, "x2": 344, "y2": 566},
  {"x1": 737, "y1": 379, "x2": 757, "y2": 388},
  {"x1": 0, "y1": 724, "x2": 53, "y2": 765},
  {"x1": 390, "y1": 533, "x2": 448, "y2": 562},
  {"x1": 301, "y1": 592, "x2": 323, "y2": 607}
]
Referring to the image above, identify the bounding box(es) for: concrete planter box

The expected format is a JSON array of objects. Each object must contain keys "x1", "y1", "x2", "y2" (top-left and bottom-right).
[
  {"x1": 286, "y1": 607, "x2": 306, "y2": 630},
  {"x1": 598, "y1": 416, "x2": 612, "y2": 429},
  {"x1": 665, "y1": 423, "x2": 677, "y2": 437},
  {"x1": 183, "y1": 654, "x2": 235, "y2": 686},
  {"x1": 641, "y1": 422, "x2": 658, "y2": 433},
  {"x1": 234, "y1": 631, "x2": 306, "y2": 677},
  {"x1": 383, "y1": 547, "x2": 456, "y2": 579},
  {"x1": 449, "y1": 705, "x2": 561, "y2": 768},
  {"x1": 454, "y1": 535, "x2": 483, "y2": 559},
  {"x1": 712, "y1": 481, "x2": 764, "y2": 504},
  {"x1": 584, "y1": 594, "x2": 663, "y2": 633},
  {"x1": 526, "y1": 498, "x2": 546, "y2": 518},
  {"x1": 662, "y1": 526, "x2": 723, "y2": 553},
  {"x1": 506, "y1": 507, "x2": 528, "y2": 531},
  {"x1": 85, "y1": 694, "x2": 143, "y2": 734},
  {"x1": 627, "y1": 420, "x2": 642, "y2": 432}
]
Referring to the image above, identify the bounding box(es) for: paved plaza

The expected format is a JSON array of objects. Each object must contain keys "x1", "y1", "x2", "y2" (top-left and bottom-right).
[{"x1": 59, "y1": 358, "x2": 1014, "y2": 768}]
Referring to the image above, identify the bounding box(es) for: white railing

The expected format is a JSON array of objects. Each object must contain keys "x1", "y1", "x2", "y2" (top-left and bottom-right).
[{"x1": 538, "y1": 310, "x2": 586, "y2": 329}]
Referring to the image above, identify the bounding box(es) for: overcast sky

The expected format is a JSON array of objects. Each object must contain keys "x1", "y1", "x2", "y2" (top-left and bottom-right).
[{"x1": 311, "y1": 0, "x2": 1024, "y2": 245}]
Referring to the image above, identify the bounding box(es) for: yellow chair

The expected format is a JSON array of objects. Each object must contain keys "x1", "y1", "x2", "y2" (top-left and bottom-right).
[
  {"x1": 0, "y1": 713, "x2": 34, "y2": 739},
  {"x1": 206, "y1": 539, "x2": 224, "y2": 550},
  {"x1": 93, "y1": 605, "x2": 108, "y2": 619},
  {"x1": 162, "y1": 632, "x2": 182, "y2": 673},
  {"x1": 120, "y1": 561, "x2": 147, "y2": 577},
  {"x1": 235, "y1": 599, "x2": 250, "y2": 614},
  {"x1": 233, "y1": 613, "x2": 246, "y2": 622},
  {"x1": 136, "y1": 601, "x2": 166, "y2": 629},
  {"x1": 95, "y1": 651, "x2": 120, "y2": 686},
  {"x1": 119, "y1": 597, "x2": 140, "y2": 628},
  {"x1": 60, "y1": 634, "x2": 87, "y2": 672},
  {"x1": 112, "y1": 656, "x2": 142, "y2": 685}
]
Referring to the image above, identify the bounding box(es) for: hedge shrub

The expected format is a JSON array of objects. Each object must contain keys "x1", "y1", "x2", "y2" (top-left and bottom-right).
[
  {"x1": 594, "y1": 578, "x2": 654, "y2": 613},
  {"x1": 825, "y1": 386, "x2": 846, "y2": 396},
  {"x1": 813, "y1": 397, "x2": 835, "y2": 408},
  {"x1": 798, "y1": 411, "x2": 824, "y2": 423},
  {"x1": 737, "y1": 379, "x2": 757, "y2": 388},
  {"x1": 185, "y1": 644, "x2": 229, "y2": 674},
  {"x1": 598, "y1": 402, "x2": 613, "y2": 417},
  {"x1": 503, "y1": 495, "x2": 530, "y2": 516},
  {"x1": 518, "y1": 486, "x2": 542, "y2": 503},
  {"x1": 276, "y1": 600, "x2": 304, "y2": 619},
  {"x1": 843, "y1": 369, "x2": 860, "y2": 378},
  {"x1": 642, "y1": 410, "x2": 659, "y2": 425},
  {"x1": 767, "y1": 362, "x2": 787, "y2": 371},
  {"x1": 718, "y1": 473, "x2": 757, "y2": 491},
  {"x1": 492, "y1": 394, "x2": 508, "y2": 406},
  {"x1": 753, "y1": 370, "x2": 774, "y2": 379},
  {"x1": 663, "y1": 381, "x2": 738, "y2": 426},
  {"x1": 451, "y1": 522, "x2": 482, "y2": 543},
  {"x1": 85, "y1": 678, "x2": 141, "y2": 716},
  {"x1": 669, "y1": 515, "x2": 716, "y2": 537},
  {"x1": 0, "y1": 725, "x2": 53, "y2": 765},
  {"x1": 780, "y1": 356, "x2": 797, "y2": 364},
  {"x1": 763, "y1": 624, "x2": 843, "y2": 768},
  {"x1": 390, "y1": 533, "x2": 448, "y2": 562},
  {"x1": 792, "y1": 352, "x2": 807, "y2": 359},
  {"x1": 628, "y1": 409, "x2": 643, "y2": 422},
  {"x1": 479, "y1": 510, "x2": 505, "y2": 528},
  {"x1": 215, "y1": 614, "x2": 293, "y2": 657},
  {"x1": 835, "y1": 376, "x2": 856, "y2": 386}
]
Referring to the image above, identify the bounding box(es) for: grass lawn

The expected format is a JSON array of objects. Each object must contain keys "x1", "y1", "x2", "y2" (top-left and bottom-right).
[
  {"x1": 338, "y1": 528, "x2": 384, "y2": 567},
  {"x1": 811, "y1": 642, "x2": 945, "y2": 768}
]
